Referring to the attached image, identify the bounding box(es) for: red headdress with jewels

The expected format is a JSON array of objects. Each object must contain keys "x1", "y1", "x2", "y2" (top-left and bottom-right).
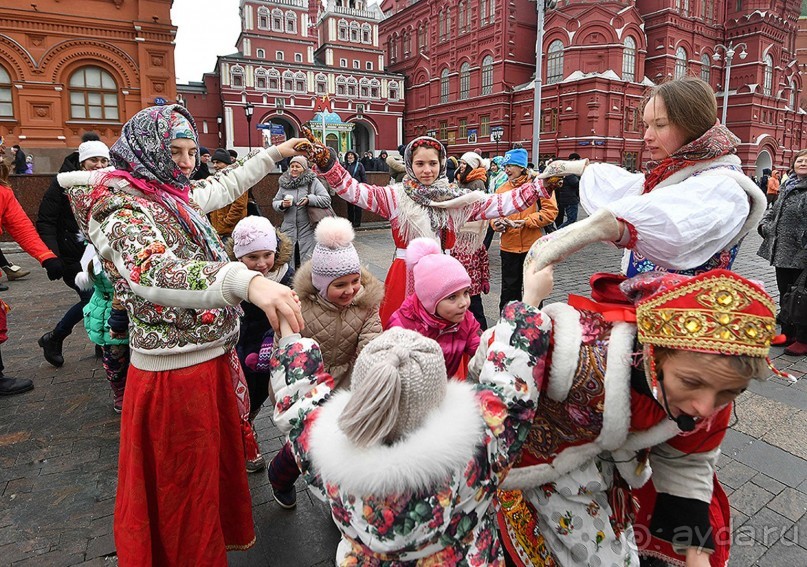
[{"x1": 632, "y1": 269, "x2": 775, "y2": 358}]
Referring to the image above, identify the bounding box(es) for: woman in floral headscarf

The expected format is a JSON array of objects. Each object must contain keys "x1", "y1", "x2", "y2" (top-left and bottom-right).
[
  {"x1": 59, "y1": 104, "x2": 304, "y2": 566},
  {"x1": 299, "y1": 130, "x2": 548, "y2": 325}
]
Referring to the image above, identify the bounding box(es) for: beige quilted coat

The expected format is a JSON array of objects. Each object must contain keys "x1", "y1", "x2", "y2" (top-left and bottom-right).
[{"x1": 293, "y1": 263, "x2": 384, "y2": 390}]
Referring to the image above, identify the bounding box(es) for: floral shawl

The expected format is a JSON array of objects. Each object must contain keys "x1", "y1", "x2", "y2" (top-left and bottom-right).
[{"x1": 643, "y1": 122, "x2": 739, "y2": 194}]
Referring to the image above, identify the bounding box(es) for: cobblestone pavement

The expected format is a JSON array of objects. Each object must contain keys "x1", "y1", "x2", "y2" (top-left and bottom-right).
[{"x1": 0, "y1": 226, "x2": 805, "y2": 566}]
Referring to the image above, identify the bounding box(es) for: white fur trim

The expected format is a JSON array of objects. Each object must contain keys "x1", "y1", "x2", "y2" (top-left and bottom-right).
[
  {"x1": 596, "y1": 322, "x2": 636, "y2": 450},
  {"x1": 501, "y1": 322, "x2": 637, "y2": 490},
  {"x1": 57, "y1": 166, "x2": 116, "y2": 189},
  {"x1": 308, "y1": 380, "x2": 486, "y2": 495},
  {"x1": 541, "y1": 303, "x2": 582, "y2": 402}
]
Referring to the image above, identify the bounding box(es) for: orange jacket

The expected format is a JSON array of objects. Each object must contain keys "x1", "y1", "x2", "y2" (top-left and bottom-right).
[
  {"x1": 209, "y1": 192, "x2": 249, "y2": 237},
  {"x1": 493, "y1": 179, "x2": 558, "y2": 253},
  {"x1": 0, "y1": 183, "x2": 56, "y2": 264}
]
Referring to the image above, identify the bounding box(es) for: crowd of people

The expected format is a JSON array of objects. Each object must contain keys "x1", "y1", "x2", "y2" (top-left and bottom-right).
[{"x1": 0, "y1": 76, "x2": 803, "y2": 567}]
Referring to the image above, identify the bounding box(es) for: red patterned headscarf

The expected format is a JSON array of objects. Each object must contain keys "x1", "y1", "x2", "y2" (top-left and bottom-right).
[{"x1": 643, "y1": 122, "x2": 739, "y2": 194}]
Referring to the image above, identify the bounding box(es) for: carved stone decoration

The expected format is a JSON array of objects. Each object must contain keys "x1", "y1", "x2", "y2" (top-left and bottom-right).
[
  {"x1": 151, "y1": 54, "x2": 164, "y2": 67},
  {"x1": 32, "y1": 104, "x2": 51, "y2": 119},
  {"x1": 153, "y1": 81, "x2": 165, "y2": 93},
  {"x1": 112, "y1": 0, "x2": 123, "y2": 8},
  {"x1": 28, "y1": 34, "x2": 46, "y2": 47}
]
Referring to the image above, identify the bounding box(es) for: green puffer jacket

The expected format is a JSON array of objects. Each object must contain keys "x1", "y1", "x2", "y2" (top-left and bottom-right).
[{"x1": 83, "y1": 272, "x2": 127, "y2": 347}]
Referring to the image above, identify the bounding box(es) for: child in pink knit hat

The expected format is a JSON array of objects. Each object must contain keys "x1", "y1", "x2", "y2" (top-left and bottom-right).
[{"x1": 386, "y1": 237, "x2": 481, "y2": 379}]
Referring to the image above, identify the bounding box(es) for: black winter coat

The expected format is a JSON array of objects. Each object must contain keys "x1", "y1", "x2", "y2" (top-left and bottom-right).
[
  {"x1": 36, "y1": 152, "x2": 85, "y2": 286},
  {"x1": 344, "y1": 161, "x2": 367, "y2": 184},
  {"x1": 13, "y1": 149, "x2": 27, "y2": 174}
]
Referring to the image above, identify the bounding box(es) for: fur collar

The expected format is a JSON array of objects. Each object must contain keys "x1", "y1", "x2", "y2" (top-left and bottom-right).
[
  {"x1": 308, "y1": 380, "x2": 485, "y2": 495},
  {"x1": 293, "y1": 262, "x2": 384, "y2": 311},
  {"x1": 542, "y1": 303, "x2": 582, "y2": 402}
]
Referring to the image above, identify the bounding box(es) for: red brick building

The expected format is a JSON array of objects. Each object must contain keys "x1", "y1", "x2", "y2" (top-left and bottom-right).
[
  {"x1": 380, "y1": 0, "x2": 807, "y2": 174},
  {"x1": 178, "y1": 0, "x2": 405, "y2": 157},
  {"x1": 0, "y1": 0, "x2": 177, "y2": 171}
]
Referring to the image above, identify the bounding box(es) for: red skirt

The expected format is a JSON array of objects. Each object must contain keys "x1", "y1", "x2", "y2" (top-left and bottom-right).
[
  {"x1": 380, "y1": 257, "x2": 408, "y2": 327},
  {"x1": 114, "y1": 354, "x2": 255, "y2": 566}
]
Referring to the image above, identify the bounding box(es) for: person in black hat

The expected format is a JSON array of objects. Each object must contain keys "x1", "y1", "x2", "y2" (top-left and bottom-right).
[
  {"x1": 553, "y1": 152, "x2": 582, "y2": 229},
  {"x1": 192, "y1": 146, "x2": 212, "y2": 180},
  {"x1": 211, "y1": 148, "x2": 234, "y2": 170}
]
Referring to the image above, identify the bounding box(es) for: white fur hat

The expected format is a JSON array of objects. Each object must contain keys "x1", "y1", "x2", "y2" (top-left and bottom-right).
[
  {"x1": 78, "y1": 140, "x2": 110, "y2": 163},
  {"x1": 459, "y1": 151, "x2": 483, "y2": 170}
]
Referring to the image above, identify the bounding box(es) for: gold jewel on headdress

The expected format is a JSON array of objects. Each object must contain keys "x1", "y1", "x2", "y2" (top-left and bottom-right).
[{"x1": 635, "y1": 273, "x2": 776, "y2": 357}]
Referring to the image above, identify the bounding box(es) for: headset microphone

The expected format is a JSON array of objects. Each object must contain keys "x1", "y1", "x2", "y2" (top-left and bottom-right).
[{"x1": 657, "y1": 372, "x2": 696, "y2": 432}]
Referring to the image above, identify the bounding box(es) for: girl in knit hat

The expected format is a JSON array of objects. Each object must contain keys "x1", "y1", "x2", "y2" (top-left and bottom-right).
[
  {"x1": 266, "y1": 257, "x2": 554, "y2": 564},
  {"x1": 295, "y1": 128, "x2": 549, "y2": 326},
  {"x1": 256, "y1": 216, "x2": 383, "y2": 508},
  {"x1": 387, "y1": 238, "x2": 481, "y2": 378},
  {"x1": 229, "y1": 215, "x2": 295, "y2": 473}
]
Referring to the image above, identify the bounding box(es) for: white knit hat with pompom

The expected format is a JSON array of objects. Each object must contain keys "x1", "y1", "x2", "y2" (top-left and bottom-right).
[{"x1": 311, "y1": 217, "x2": 361, "y2": 297}]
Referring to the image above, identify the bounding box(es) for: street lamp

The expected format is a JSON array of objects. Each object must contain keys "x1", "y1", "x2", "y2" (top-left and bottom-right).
[
  {"x1": 531, "y1": 0, "x2": 557, "y2": 165},
  {"x1": 713, "y1": 42, "x2": 748, "y2": 126},
  {"x1": 216, "y1": 114, "x2": 223, "y2": 144},
  {"x1": 244, "y1": 102, "x2": 254, "y2": 152}
]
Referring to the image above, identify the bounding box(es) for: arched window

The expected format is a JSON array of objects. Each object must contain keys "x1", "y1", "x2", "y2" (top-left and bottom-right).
[
  {"x1": 271, "y1": 8, "x2": 283, "y2": 32},
  {"x1": 338, "y1": 19, "x2": 348, "y2": 41},
  {"x1": 418, "y1": 22, "x2": 427, "y2": 53},
  {"x1": 257, "y1": 7, "x2": 269, "y2": 29},
  {"x1": 674, "y1": 47, "x2": 687, "y2": 79},
  {"x1": 547, "y1": 40, "x2": 564, "y2": 84},
  {"x1": 481, "y1": 0, "x2": 489, "y2": 25},
  {"x1": 229, "y1": 65, "x2": 244, "y2": 88},
  {"x1": 285, "y1": 11, "x2": 297, "y2": 34},
  {"x1": 362, "y1": 23, "x2": 372, "y2": 44},
  {"x1": 403, "y1": 30, "x2": 411, "y2": 57},
  {"x1": 255, "y1": 68, "x2": 268, "y2": 90},
  {"x1": 388, "y1": 80, "x2": 400, "y2": 100},
  {"x1": 0, "y1": 66, "x2": 12, "y2": 118},
  {"x1": 789, "y1": 78, "x2": 796, "y2": 108},
  {"x1": 622, "y1": 37, "x2": 636, "y2": 82},
  {"x1": 347, "y1": 77, "x2": 357, "y2": 97},
  {"x1": 350, "y1": 22, "x2": 360, "y2": 43},
  {"x1": 256, "y1": 48, "x2": 265, "y2": 59},
  {"x1": 700, "y1": 54, "x2": 711, "y2": 84},
  {"x1": 439, "y1": 10, "x2": 445, "y2": 41},
  {"x1": 336, "y1": 76, "x2": 347, "y2": 95},
  {"x1": 359, "y1": 77, "x2": 370, "y2": 98},
  {"x1": 459, "y1": 62, "x2": 471, "y2": 100},
  {"x1": 370, "y1": 79, "x2": 380, "y2": 98},
  {"x1": 763, "y1": 54, "x2": 773, "y2": 96},
  {"x1": 481, "y1": 55, "x2": 494, "y2": 95},
  {"x1": 295, "y1": 71, "x2": 306, "y2": 93},
  {"x1": 440, "y1": 68, "x2": 450, "y2": 103},
  {"x1": 69, "y1": 66, "x2": 118, "y2": 120},
  {"x1": 315, "y1": 73, "x2": 327, "y2": 95},
  {"x1": 268, "y1": 69, "x2": 280, "y2": 91},
  {"x1": 282, "y1": 70, "x2": 294, "y2": 91}
]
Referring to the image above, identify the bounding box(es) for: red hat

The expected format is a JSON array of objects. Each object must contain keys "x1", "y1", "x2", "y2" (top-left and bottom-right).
[{"x1": 633, "y1": 270, "x2": 775, "y2": 358}]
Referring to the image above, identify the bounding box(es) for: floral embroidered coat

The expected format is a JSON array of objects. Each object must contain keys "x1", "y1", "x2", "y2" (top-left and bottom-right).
[
  {"x1": 269, "y1": 302, "x2": 549, "y2": 565},
  {"x1": 59, "y1": 147, "x2": 284, "y2": 371}
]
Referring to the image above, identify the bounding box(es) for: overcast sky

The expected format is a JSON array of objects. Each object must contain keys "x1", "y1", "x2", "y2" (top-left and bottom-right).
[
  {"x1": 171, "y1": 1, "x2": 381, "y2": 84},
  {"x1": 172, "y1": 0, "x2": 242, "y2": 84}
]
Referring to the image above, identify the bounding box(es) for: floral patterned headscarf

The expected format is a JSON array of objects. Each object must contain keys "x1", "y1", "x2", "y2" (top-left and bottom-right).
[
  {"x1": 104, "y1": 105, "x2": 228, "y2": 262},
  {"x1": 109, "y1": 104, "x2": 199, "y2": 203}
]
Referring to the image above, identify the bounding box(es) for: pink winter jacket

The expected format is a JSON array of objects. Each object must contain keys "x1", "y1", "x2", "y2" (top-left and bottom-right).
[{"x1": 386, "y1": 293, "x2": 481, "y2": 378}]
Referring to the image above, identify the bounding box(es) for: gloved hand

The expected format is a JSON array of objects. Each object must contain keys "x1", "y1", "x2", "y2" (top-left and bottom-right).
[
  {"x1": 524, "y1": 209, "x2": 623, "y2": 275},
  {"x1": 42, "y1": 257, "x2": 64, "y2": 281},
  {"x1": 108, "y1": 307, "x2": 129, "y2": 335},
  {"x1": 300, "y1": 126, "x2": 336, "y2": 171},
  {"x1": 537, "y1": 158, "x2": 589, "y2": 179}
]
